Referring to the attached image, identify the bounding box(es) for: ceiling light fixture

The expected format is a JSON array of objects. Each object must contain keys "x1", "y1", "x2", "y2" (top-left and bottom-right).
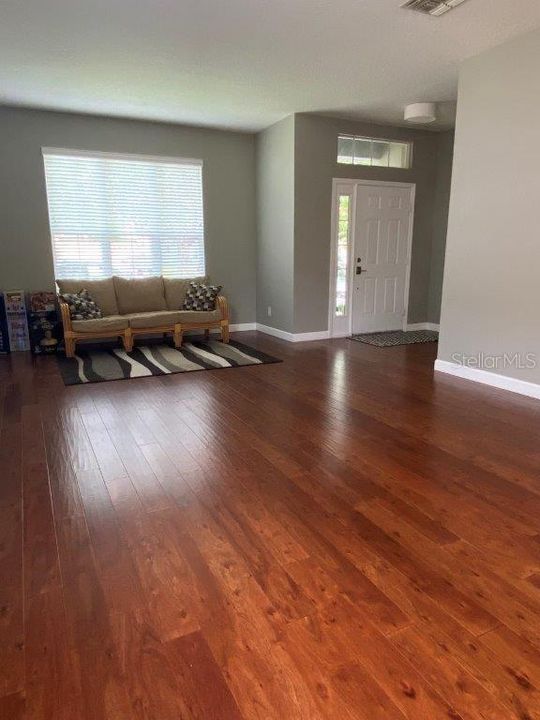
[{"x1": 404, "y1": 102, "x2": 437, "y2": 124}]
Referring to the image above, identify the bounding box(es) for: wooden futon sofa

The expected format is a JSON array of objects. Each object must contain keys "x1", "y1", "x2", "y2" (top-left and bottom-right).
[{"x1": 57, "y1": 276, "x2": 229, "y2": 358}]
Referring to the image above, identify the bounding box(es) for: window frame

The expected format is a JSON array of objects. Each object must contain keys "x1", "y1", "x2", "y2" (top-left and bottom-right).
[
  {"x1": 42, "y1": 146, "x2": 204, "y2": 170},
  {"x1": 41, "y1": 146, "x2": 206, "y2": 281},
  {"x1": 335, "y1": 192, "x2": 352, "y2": 318},
  {"x1": 328, "y1": 181, "x2": 355, "y2": 338},
  {"x1": 336, "y1": 134, "x2": 413, "y2": 170}
]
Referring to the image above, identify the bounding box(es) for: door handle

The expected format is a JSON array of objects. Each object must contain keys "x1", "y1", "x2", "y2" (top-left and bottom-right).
[{"x1": 356, "y1": 266, "x2": 363, "y2": 275}]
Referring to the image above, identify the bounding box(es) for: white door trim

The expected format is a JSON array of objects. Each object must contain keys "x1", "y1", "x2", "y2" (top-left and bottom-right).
[{"x1": 328, "y1": 178, "x2": 416, "y2": 338}]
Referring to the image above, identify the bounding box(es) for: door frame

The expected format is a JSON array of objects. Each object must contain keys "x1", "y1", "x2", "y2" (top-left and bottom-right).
[{"x1": 328, "y1": 178, "x2": 416, "y2": 338}]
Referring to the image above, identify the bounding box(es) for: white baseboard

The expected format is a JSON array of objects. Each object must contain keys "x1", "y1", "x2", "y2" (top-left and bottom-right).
[
  {"x1": 434, "y1": 359, "x2": 540, "y2": 400},
  {"x1": 255, "y1": 323, "x2": 330, "y2": 343},
  {"x1": 229, "y1": 323, "x2": 257, "y2": 332},
  {"x1": 406, "y1": 322, "x2": 440, "y2": 332},
  {"x1": 256, "y1": 321, "x2": 441, "y2": 342},
  {"x1": 328, "y1": 331, "x2": 351, "y2": 339},
  {"x1": 292, "y1": 330, "x2": 331, "y2": 342},
  {"x1": 255, "y1": 323, "x2": 295, "y2": 342},
  {"x1": 208, "y1": 323, "x2": 256, "y2": 334}
]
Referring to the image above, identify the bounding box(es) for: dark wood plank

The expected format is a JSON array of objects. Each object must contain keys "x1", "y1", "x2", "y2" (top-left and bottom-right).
[
  {"x1": 350, "y1": 510, "x2": 499, "y2": 636},
  {"x1": 24, "y1": 588, "x2": 83, "y2": 720},
  {"x1": 164, "y1": 631, "x2": 244, "y2": 720},
  {"x1": 0, "y1": 423, "x2": 24, "y2": 698},
  {"x1": 357, "y1": 500, "x2": 540, "y2": 646},
  {"x1": 0, "y1": 691, "x2": 25, "y2": 720},
  {"x1": 391, "y1": 624, "x2": 512, "y2": 720},
  {"x1": 280, "y1": 595, "x2": 466, "y2": 720},
  {"x1": 23, "y1": 461, "x2": 61, "y2": 598},
  {"x1": 0, "y1": 585, "x2": 24, "y2": 699},
  {"x1": 4, "y1": 333, "x2": 540, "y2": 720}
]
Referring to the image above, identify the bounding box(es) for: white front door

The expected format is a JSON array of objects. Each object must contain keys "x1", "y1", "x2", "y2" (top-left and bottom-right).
[{"x1": 351, "y1": 184, "x2": 413, "y2": 334}]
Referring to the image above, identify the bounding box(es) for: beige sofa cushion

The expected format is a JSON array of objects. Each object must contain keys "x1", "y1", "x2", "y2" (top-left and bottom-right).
[
  {"x1": 57, "y1": 278, "x2": 118, "y2": 316},
  {"x1": 126, "y1": 311, "x2": 182, "y2": 329},
  {"x1": 177, "y1": 309, "x2": 221, "y2": 324},
  {"x1": 114, "y1": 276, "x2": 167, "y2": 314},
  {"x1": 126, "y1": 309, "x2": 221, "y2": 328},
  {"x1": 71, "y1": 316, "x2": 128, "y2": 333},
  {"x1": 163, "y1": 276, "x2": 207, "y2": 310}
]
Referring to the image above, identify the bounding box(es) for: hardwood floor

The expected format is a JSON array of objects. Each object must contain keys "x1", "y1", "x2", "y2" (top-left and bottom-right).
[{"x1": 1, "y1": 331, "x2": 540, "y2": 720}]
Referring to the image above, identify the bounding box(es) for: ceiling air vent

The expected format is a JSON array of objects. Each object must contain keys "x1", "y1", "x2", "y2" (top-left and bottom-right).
[{"x1": 401, "y1": 0, "x2": 468, "y2": 16}]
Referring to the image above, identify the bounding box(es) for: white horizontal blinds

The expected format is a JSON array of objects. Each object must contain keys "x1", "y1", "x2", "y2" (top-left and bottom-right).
[{"x1": 43, "y1": 150, "x2": 205, "y2": 280}]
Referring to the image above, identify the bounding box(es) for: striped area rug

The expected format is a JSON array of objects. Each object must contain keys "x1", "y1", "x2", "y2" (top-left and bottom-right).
[{"x1": 57, "y1": 339, "x2": 281, "y2": 385}]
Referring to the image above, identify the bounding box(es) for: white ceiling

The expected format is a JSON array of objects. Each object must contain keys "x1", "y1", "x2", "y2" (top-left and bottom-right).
[{"x1": 1, "y1": 0, "x2": 540, "y2": 133}]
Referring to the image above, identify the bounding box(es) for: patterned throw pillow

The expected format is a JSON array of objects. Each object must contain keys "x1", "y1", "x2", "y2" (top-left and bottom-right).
[
  {"x1": 182, "y1": 282, "x2": 222, "y2": 311},
  {"x1": 61, "y1": 289, "x2": 102, "y2": 320}
]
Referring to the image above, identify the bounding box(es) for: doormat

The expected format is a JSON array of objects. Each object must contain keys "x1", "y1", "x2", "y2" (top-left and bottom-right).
[
  {"x1": 350, "y1": 330, "x2": 438, "y2": 347},
  {"x1": 56, "y1": 339, "x2": 282, "y2": 385}
]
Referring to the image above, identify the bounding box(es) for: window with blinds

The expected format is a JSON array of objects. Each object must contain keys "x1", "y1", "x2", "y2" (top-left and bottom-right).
[{"x1": 42, "y1": 149, "x2": 206, "y2": 280}]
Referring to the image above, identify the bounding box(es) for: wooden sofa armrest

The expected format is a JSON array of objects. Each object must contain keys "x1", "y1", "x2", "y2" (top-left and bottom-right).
[
  {"x1": 58, "y1": 299, "x2": 73, "y2": 333},
  {"x1": 216, "y1": 295, "x2": 229, "y2": 321}
]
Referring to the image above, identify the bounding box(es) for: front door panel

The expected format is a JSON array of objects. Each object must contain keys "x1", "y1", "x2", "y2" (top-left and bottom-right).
[{"x1": 352, "y1": 185, "x2": 412, "y2": 334}]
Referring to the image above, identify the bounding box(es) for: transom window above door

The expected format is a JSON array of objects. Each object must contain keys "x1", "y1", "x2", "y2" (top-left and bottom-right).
[
  {"x1": 337, "y1": 135, "x2": 412, "y2": 169},
  {"x1": 42, "y1": 148, "x2": 205, "y2": 280}
]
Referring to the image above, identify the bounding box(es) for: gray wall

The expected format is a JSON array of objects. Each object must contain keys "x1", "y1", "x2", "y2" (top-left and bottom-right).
[
  {"x1": 293, "y1": 114, "x2": 452, "y2": 333},
  {"x1": 0, "y1": 106, "x2": 256, "y2": 323},
  {"x1": 255, "y1": 116, "x2": 295, "y2": 332},
  {"x1": 0, "y1": 105, "x2": 454, "y2": 334},
  {"x1": 428, "y1": 130, "x2": 454, "y2": 324},
  {"x1": 438, "y1": 29, "x2": 540, "y2": 385}
]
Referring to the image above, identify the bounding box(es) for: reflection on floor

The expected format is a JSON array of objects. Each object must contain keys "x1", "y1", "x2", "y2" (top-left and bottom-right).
[{"x1": 1, "y1": 331, "x2": 539, "y2": 720}]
